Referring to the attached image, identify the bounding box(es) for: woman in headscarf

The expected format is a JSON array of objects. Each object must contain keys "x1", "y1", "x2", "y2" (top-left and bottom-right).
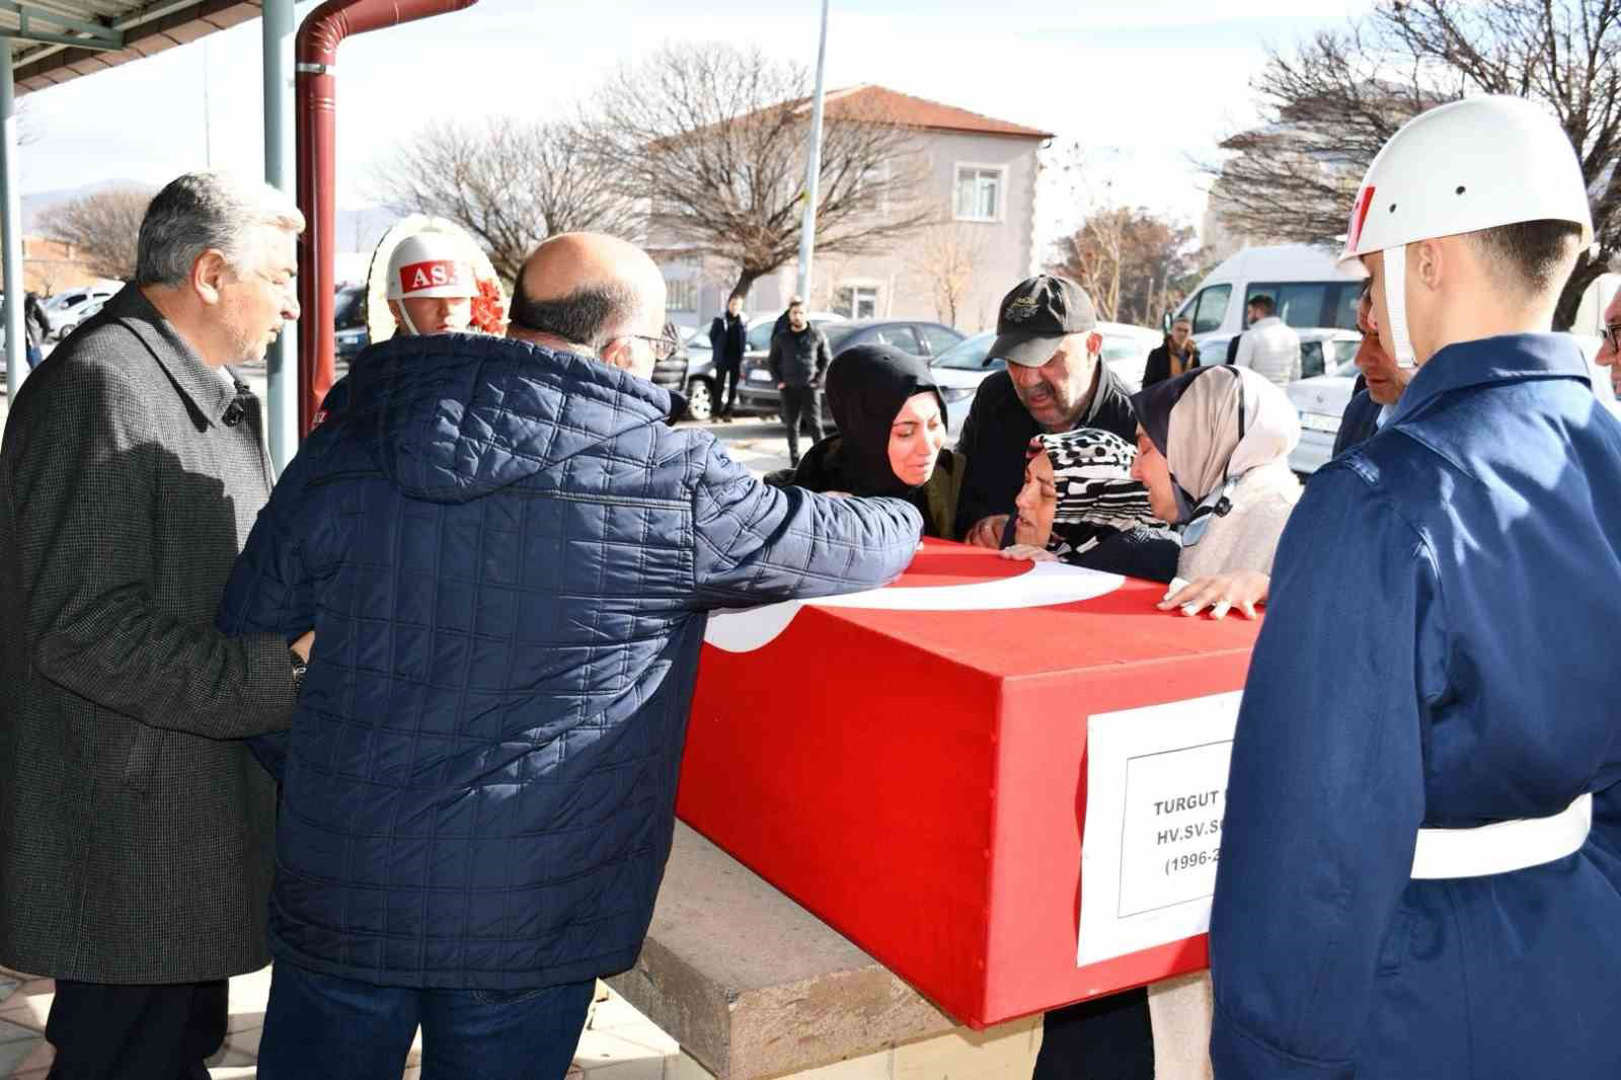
[
  {"x1": 1130, "y1": 363, "x2": 1302, "y2": 616},
  {"x1": 770, "y1": 344, "x2": 965, "y2": 538},
  {"x1": 999, "y1": 428, "x2": 1180, "y2": 582}
]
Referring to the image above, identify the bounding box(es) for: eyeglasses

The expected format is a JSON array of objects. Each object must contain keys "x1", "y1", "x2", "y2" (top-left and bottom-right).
[
  {"x1": 623, "y1": 333, "x2": 680, "y2": 362},
  {"x1": 1604, "y1": 323, "x2": 1621, "y2": 352}
]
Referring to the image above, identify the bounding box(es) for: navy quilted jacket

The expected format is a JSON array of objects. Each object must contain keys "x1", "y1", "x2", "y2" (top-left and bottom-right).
[{"x1": 218, "y1": 334, "x2": 921, "y2": 989}]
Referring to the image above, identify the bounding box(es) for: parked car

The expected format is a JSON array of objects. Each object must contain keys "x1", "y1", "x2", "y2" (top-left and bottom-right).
[
  {"x1": 927, "y1": 322, "x2": 1162, "y2": 434},
  {"x1": 735, "y1": 318, "x2": 965, "y2": 416},
  {"x1": 1286, "y1": 338, "x2": 1365, "y2": 476},
  {"x1": 334, "y1": 283, "x2": 368, "y2": 359},
  {"x1": 44, "y1": 283, "x2": 119, "y2": 339},
  {"x1": 1288, "y1": 331, "x2": 1616, "y2": 475},
  {"x1": 673, "y1": 312, "x2": 845, "y2": 421}
]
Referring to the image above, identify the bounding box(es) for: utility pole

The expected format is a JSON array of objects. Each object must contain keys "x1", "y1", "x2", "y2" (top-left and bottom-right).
[{"x1": 794, "y1": 0, "x2": 830, "y2": 304}]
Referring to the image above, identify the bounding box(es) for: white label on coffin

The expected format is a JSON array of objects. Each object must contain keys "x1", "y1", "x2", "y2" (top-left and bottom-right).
[{"x1": 1077, "y1": 691, "x2": 1243, "y2": 968}]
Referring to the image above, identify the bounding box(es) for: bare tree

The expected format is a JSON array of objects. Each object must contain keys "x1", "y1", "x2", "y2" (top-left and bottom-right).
[
  {"x1": 37, "y1": 187, "x2": 152, "y2": 281},
  {"x1": 373, "y1": 116, "x2": 639, "y2": 285},
  {"x1": 912, "y1": 223, "x2": 984, "y2": 327},
  {"x1": 1050, "y1": 207, "x2": 1199, "y2": 325},
  {"x1": 592, "y1": 43, "x2": 933, "y2": 300},
  {"x1": 1211, "y1": 0, "x2": 1621, "y2": 327}
]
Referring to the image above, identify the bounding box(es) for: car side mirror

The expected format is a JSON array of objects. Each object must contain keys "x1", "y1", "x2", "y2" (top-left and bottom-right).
[{"x1": 1161, "y1": 311, "x2": 1172, "y2": 334}]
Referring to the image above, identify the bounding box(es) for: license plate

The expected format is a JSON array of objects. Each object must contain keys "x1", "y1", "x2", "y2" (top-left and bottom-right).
[
  {"x1": 747, "y1": 369, "x2": 772, "y2": 383},
  {"x1": 1298, "y1": 412, "x2": 1340, "y2": 434}
]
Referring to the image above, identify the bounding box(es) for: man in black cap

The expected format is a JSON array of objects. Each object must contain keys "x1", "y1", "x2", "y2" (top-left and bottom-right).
[{"x1": 955, "y1": 275, "x2": 1138, "y2": 546}]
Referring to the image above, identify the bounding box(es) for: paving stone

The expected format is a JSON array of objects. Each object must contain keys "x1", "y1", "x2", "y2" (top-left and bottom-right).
[
  {"x1": 0, "y1": 1034, "x2": 45, "y2": 1078},
  {"x1": 662, "y1": 1052, "x2": 719, "y2": 1080},
  {"x1": 0, "y1": 985, "x2": 49, "y2": 1032},
  {"x1": 890, "y1": 1018, "x2": 1040, "y2": 1080},
  {"x1": 784, "y1": 1051, "x2": 894, "y2": 1080},
  {"x1": 578, "y1": 1057, "x2": 666, "y2": 1080},
  {"x1": 0, "y1": 1018, "x2": 38, "y2": 1046}
]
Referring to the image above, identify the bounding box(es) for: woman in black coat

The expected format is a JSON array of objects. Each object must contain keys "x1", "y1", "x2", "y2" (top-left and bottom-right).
[
  {"x1": 1141, "y1": 316, "x2": 1200, "y2": 388},
  {"x1": 767, "y1": 344, "x2": 965, "y2": 539}
]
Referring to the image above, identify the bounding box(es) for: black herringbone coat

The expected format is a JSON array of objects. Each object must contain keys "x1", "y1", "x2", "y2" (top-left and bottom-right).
[{"x1": 0, "y1": 286, "x2": 297, "y2": 983}]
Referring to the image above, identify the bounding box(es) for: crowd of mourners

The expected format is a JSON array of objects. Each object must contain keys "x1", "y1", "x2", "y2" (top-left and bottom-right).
[{"x1": 4, "y1": 92, "x2": 1621, "y2": 1080}]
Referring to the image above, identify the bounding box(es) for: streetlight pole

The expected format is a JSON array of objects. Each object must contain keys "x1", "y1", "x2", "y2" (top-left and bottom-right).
[{"x1": 794, "y1": 0, "x2": 830, "y2": 304}]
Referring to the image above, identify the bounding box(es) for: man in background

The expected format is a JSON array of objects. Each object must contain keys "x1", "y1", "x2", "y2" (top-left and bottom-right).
[{"x1": 1231, "y1": 293, "x2": 1301, "y2": 387}]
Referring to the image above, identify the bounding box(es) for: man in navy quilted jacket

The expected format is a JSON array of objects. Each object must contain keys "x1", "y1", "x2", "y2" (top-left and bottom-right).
[{"x1": 220, "y1": 232, "x2": 923, "y2": 1079}]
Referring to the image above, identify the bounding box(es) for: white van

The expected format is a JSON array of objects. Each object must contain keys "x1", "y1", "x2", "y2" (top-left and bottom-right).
[{"x1": 1174, "y1": 244, "x2": 1368, "y2": 360}]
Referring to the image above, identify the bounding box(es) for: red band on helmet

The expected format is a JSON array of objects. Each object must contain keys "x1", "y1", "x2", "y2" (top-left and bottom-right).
[
  {"x1": 1347, "y1": 185, "x2": 1375, "y2": 251},
  {"x1": 398, "y1": 259, "x2": 469, "y2": 293}
]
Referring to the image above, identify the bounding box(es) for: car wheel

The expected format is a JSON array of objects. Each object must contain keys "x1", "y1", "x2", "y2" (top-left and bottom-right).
[{"x1": 685, "y1": 377, "x2": 714, "y2": 422}]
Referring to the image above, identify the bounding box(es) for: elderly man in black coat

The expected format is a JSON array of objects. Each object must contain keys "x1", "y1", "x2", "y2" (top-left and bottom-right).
[{"x1": 0, "y1": 172, "x2": 310, "y2": 1079}]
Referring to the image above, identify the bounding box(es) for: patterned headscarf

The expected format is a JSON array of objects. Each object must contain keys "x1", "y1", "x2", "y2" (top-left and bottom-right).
[{"x1": 1025, "y1": 428, "x2": 1163, "y2": 555}]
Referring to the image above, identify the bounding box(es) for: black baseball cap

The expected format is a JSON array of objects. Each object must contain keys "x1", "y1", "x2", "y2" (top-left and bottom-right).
[{"x1": 989, "y1": 275, "x2": 1098, "y2": 367}]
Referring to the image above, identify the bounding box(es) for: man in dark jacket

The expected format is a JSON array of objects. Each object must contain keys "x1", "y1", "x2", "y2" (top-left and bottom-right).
[
  {"x1": 1141, "y1": 315, "x2": 1200, "y2": 388},
  {"x1": 221, "y1": 231, "x2": 922, "y2": 1079},
  {"x1": 1333, "y1": 281, "x2": 1411, "y2": 456},
  {"x1": 0, "y1": 172, "x2": 309, "y2": 1078},
  {"x1": 767, "y1": 298, "x2": 832, "y2": 466},
  {"x1": 707, "y1": 293, "x2": 747, "y2": 421},
  {"x1": 22, "y1": 291, "x2": 48, "y2": 366},
  {"x1": 956, "y1": 275, "x2": 1138, "y2": 546}
]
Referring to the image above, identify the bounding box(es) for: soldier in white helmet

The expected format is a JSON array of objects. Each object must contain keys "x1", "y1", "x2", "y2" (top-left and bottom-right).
[
  {"x1": 383, "y1": 230, "x2": 478, "y2": 336},
  {"x1": 1209, "y1": 96, "x2": 1621, "y2": 1078}
]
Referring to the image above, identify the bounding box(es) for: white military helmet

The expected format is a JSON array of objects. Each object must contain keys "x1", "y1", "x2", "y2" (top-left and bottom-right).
[
  {"x1": 386, "y1": 230, "x2": 478, "y2": 301},
  {"x1": 1341, "y1": 95, "x2": 1594, "y2": 367}
]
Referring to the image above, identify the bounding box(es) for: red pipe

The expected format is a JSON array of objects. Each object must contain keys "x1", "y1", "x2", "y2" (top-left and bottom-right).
[{"x1": 295, "y1": 0, "x2": 479, "y2": 436}]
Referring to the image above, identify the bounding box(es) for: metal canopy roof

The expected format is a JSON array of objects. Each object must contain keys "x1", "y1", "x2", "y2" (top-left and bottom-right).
[{"x1": 4, "y1": 0, "x2": 259, "y2": 93}]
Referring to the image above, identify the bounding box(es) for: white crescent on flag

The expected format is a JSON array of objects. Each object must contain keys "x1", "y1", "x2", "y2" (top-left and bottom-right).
[{"x1": 703, "y1": 561, "x2": 1125, "y2": 653}]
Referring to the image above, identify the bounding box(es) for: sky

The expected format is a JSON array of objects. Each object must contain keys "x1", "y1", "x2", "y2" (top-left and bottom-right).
[{"x1": 14, "y1": 0, "x2": 1376, "y2": 252}]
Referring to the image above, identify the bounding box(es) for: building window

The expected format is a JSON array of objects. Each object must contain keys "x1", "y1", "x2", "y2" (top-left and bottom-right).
[
  {"x1": 665, "y1": 276, "x2": 697, "y2": 313},
  {"x1": 835, "y1": 284, "x2": 880, "y2": 319},
  {"x1": 954, "y1": 164, "x2": 1005, "y2": 222},
  {"x1": 853, "y1": 164, "x2": 889, "y2": 214}
]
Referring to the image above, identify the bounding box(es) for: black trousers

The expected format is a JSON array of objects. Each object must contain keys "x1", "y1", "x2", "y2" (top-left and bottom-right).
[
  {"x1": 1032, "y1": 988, "x2": 1154, "y2": 1080},
  {"x1": 714, "y1": 363, "x2": 740, "y2": 417},
  {"x1": 780, "y1": 384, "x2": 824, "y2": 464},
  {"x1": 46, "y1": 978, "x2": 227, "y2": 1080}
]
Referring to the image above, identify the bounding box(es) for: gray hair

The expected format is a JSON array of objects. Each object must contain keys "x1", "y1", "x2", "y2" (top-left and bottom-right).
[{"x1": 135, "y1": 171, "x2": 305, "y2": 287}]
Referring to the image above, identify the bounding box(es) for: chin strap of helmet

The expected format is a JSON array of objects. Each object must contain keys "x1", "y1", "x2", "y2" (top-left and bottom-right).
[{"x1": 1382, "y1": 243, "x2": 1417, "y2": 369}]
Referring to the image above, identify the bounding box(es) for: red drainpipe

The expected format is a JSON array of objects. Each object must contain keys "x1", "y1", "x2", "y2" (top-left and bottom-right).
[{"x1": 295, "y1": 0, "x2": 479, "y2": 436}]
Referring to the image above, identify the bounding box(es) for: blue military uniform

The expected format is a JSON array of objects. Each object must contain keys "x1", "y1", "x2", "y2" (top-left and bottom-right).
[{"x1": 1210, "y1": 333, "x2": 1621, "y2": 1078}]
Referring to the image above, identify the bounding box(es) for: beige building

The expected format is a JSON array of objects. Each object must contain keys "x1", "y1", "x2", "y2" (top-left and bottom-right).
[
  {"x1": 658, "y1": 86, "x2": 1052, "y2": 337},
  {"x1": 21, "y1": 235, "x2": 102, "y2": 296}
]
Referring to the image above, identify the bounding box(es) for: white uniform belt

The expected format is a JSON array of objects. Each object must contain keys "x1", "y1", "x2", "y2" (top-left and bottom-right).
[{"x1": 1410, "y1": 793, "x2": 1592, "y2": 880}]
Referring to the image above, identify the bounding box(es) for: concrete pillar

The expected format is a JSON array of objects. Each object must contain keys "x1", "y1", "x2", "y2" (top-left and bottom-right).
[
  {"x1": 262, "y1": 0, "x2": 297, "y2": 471},
  {"x1": 1, "y1": 53, "x2": 25, "y2": 403}
]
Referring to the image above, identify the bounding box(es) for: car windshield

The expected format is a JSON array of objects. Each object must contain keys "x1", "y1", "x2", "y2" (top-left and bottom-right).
[
  {"x1": 333, "y1": 287, "x2": 365, "y2": 329},
  {"x1": 931, "y1": 331, "x2": 995, "y2": 370},
  {"x1": 823, "y1": 324, "x2": 861, "y2": 354},
  {"x1": 1100, "y1": 334, "x2": 1152, "y2": 362}
]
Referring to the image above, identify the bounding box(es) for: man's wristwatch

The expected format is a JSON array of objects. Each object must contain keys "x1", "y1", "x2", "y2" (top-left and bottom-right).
[{"x1": 289, "y1": 647, "x2": 308, "y2": 695}]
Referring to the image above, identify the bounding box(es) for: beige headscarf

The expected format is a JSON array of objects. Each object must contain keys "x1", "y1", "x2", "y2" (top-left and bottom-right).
[{"x1": 1130, "y1": 365, "x2": 1301, "y2": 541}]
